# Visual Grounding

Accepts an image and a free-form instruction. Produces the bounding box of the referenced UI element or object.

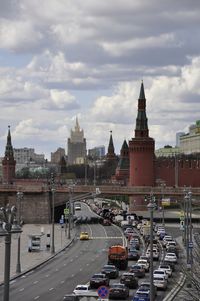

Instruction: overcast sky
[0,0,200,159]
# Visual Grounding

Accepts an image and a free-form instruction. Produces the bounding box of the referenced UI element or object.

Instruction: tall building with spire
[2,126,16,184]
[67,117,86,165]
[106,131,117,160]
[129,82,155,186]
[115,140,129,183]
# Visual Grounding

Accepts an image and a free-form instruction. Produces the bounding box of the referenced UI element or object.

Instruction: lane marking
[49,288,54,291]
[33,281,38,284]
[19,288,24,292]
[60,280,65,284]
[34,296,40,300]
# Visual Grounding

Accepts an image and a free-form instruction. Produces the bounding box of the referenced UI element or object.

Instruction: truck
[108,245,128,270]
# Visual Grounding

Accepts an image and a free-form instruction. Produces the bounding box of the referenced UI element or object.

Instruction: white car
[137,259,150,272]
[166,241,177,249]
[163,236,173,246]
[73,285,90,295]
[146,248,159,260]
[153,269,168,280]
[164,253,177,263]
[153,276,167,290]
[158,264,172,277]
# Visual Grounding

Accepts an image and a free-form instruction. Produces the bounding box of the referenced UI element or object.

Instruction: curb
[0,228,78,287]
[162,272,186,301]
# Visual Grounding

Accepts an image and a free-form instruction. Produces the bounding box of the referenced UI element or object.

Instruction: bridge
[0,183,200,197]
[0,183,199,223]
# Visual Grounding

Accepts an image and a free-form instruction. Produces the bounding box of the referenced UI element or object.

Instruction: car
[153,269,168,281]
[166,241,177,251]
[137,259,150,272]
[109,283,129,299]
[139,282,157,297]
[133,289,150,301]
[129,265,145,278]
[146,248,159,261]
[128,250,140,260]
[63,294,79,301]
[158,264,172,277]
[79,232,89,240]
[163,260,175,272]
[89,273,109,288]
[162,235,173,246]
[139,255,150,263]
[153,276,168,290]
[101,264,119,279]
[166,246,179,257]
[120,272,138,289]
[164,252,177,263]
[75,203,81,210]
[73,285,90,295]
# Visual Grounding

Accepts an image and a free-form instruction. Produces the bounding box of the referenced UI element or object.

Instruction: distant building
[67,117,87,165]
[88,145,105,159]
[13,147,45,171]
[51,147,65,164]
[179,120,200,154]
[176,132,185,147]
[155,145,180,157]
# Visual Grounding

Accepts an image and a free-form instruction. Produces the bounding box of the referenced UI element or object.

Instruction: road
[0,202,184,301]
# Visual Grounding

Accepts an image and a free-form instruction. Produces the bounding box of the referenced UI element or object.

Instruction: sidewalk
[0,223,76,283]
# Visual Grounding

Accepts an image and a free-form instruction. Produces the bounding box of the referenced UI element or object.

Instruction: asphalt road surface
[0,202,184,301]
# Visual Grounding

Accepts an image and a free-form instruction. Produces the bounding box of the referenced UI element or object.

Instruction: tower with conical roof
[106,131,116,160]
[2,126,16,184]
[129,82,155,186]
[115,140,129,183]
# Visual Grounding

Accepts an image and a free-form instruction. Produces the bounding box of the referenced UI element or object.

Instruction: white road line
[49,288,54,291]
[10,280,16,285]
[71,274,75,277]
[87,224,93,238]
[45,274,49,277]
[34,296,40,300]
[19,288,24,292]
[55,268,59,271]
[60,280,65,284]
[33,281,38,284]
[100,224,108,239]
[80,268,83,271]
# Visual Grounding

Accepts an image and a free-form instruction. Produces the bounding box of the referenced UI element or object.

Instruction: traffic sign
[189,242,193,248]
[97,286,109,298]
[64,208,69,215]
[59,219,64,224]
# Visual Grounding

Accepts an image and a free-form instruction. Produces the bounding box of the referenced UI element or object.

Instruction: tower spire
[135,81,149,138]
[5,125,14,158]
[106,130,116,160]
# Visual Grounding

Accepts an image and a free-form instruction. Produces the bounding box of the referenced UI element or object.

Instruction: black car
[129,265,145,278]
[109,283,129,299]
[90,273,109,288]
[101,265,119,279]
[128,250,140,260]
[120,272,138,289]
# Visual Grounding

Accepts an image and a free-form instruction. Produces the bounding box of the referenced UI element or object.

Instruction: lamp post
[147,194,155,301]
[50,173,56,254]
[161,183,166,227]
[16,191,23,273]
[0,205,22,301]
[184,190,193,267]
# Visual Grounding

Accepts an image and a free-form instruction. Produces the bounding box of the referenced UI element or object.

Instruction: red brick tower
[2,126,16,184]
[129,82,155,186]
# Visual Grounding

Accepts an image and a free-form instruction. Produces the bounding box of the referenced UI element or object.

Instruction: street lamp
[0,205,22,301]
[184,190,193,268]
[68,185,75,239]
[161,183,166,227]
[50,173,56,254]
[147,193,156,301]
[16,191,23,274]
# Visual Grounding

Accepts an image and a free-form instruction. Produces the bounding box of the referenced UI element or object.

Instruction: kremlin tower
[2,126,16,184]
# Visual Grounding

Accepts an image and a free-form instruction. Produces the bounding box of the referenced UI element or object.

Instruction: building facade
[88,145,105,159]
[13,147,45,171]
[51,147,65,164]
[67,117,86,165]
[179,120,200,154]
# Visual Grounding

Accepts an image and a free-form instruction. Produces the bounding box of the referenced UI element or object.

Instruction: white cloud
[0,0,200,157]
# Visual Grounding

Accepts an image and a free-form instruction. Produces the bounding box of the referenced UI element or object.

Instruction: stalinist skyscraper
[67,117,87,165]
